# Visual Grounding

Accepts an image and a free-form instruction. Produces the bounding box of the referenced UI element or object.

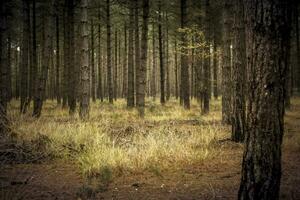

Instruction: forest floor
[0,98,299,200]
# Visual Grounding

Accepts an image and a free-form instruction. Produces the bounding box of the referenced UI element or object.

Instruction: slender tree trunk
[165,11,170,101]
[231,0,246,142]
[67,0,76,115]
[222,0,233,123]
[174,38,179,99]
[114,29,118,100]
[134,0,140,106]
[62,6,68,108]
[136,0,149,117]
[97,15,103,102]
[127,0,135,107]
[122,23,127,98]
[56,15,61,105]
[0,1,9,135]
[79,0,90,119]
[33,0,53,118]
[151,22,157,99]
[296,4,300,93]
[90,19,96,102]
[20,0,30,114]
[158,0,165,105]
[238,0,292,199]
[213,37,218,99]
[107,0,113,104]
[180,0,190,109]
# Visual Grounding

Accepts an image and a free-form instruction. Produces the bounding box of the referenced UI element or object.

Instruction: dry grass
[7,98,230,180]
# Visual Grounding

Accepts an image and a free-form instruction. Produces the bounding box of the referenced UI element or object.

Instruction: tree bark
[91,19,96,102]
[180,0,190,109]
[134,0,140,106]
[231,0,246,142]
[238,0,292,199]
[158,0,165,105]
[20,0,30,114]
[97,13,103,102]
[56,14,61,105]
[127,0,135,107]
[79,0,90,119]
[33,0,53,118]
[136,0,149,117]
[107,0,113,104]
[222,0,233,124]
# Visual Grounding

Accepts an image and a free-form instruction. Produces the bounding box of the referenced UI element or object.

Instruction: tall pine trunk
[238,0,292,199]
[33,0,53,117]
[180,0,190,109]
[231,0,246,142]
[136,0,149,117]
[107,0,113,104]
[158,0,165,105]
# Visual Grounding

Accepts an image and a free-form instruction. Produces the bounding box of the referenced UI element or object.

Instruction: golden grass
[7,98,230,179]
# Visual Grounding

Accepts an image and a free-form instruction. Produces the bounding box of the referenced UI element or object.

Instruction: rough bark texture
[67,0,76,115]
[20,0,30,114]
[151,22,157,99]
[134,0,140,106]
[56,14,61,105]
[0,1,8,135]
[33,1,53,118]
[180,0,190,109]
[91,19,96,102]
[127,0,135,108]
[107,0,113,104]
[158,0,165,105]
[97,18,103,102]
[238,0,292,199]
[202,0,210,113]
[122,23,127,98]
[231,0,246,142]
[79,0,90,119]
[222,0,233,124]
[136,0,149,117]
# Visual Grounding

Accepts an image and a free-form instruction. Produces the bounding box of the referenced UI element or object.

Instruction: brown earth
[1,103,299,200]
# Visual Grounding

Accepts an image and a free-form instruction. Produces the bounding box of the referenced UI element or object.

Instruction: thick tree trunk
[33,1,53,118]
[222,0,233,124]
[238,0,292,199]
[107,0,113,104]
[20,0,30,114]
[231,0,246,142]
[127,0,135,107]
[136,0,149,117]
[158,0,165,105]
[180,0,190,109]
[79,0,90,119]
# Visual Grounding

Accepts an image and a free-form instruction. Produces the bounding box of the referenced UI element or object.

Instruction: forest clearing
[1,0,300,199]
[0,98,300,199]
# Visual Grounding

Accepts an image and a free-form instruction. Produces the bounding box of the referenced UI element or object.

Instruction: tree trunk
[122,23,127,98]
[158,0,165,105]
[151,22,157,99]
[33,1,53,118]
[114,29,118,100]
[62,6,68,108]
[136,0,149,117]
[107,0,113,104]
[55,14,61,105]
[91,19,96,102]
[67,0,76,115]
[231,0,246,142]
[238,0,292,199]
[134,0,140,106]
[180,0,190,109]
[174,38,178,99]
[222,0,233,124]
[212,37,218,99]
[127,0,135,108]
[79,0,90,119]
[20,0,30,114]
[97,14,103,102]
[0,1,8,135]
